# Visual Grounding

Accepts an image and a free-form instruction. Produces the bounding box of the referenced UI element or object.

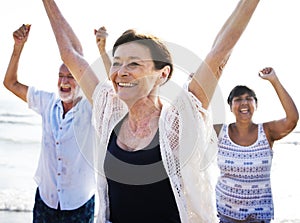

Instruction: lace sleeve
[160,88,218,222]
[91,82,127,144]
[92,82,128,223]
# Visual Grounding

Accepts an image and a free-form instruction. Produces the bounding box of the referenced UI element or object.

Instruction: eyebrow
[113,56,146,61]
[235,95,253,98]
[59,72,72,75]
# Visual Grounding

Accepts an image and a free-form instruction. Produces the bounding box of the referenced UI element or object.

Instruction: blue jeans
[33,188,95,223]
[218,213,271,223]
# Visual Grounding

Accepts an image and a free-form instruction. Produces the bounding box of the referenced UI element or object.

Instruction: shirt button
[57,189,61,192]
[56,142,59,145]
[58,173,61,176]
[58,158,61,161]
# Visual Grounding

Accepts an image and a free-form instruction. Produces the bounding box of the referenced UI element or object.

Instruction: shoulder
[80,97,92,109]
[93,81,114,95]
[27,86,56,104]
[261,122,272,141]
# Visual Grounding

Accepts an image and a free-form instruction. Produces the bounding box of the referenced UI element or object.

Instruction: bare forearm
[190,0,260,109]
[271,78,299,124]
[212,0,260,51]
[42,0,82,60]
[100,52,111,79]
[4,45,23,86]
[3,45,28,102]
[42,0,99,103]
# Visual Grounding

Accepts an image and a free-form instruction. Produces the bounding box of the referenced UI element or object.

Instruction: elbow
[3,78,13,92]
[3,79,7,89]
[206,49,231,79]
[3,79,17,93]
[291,108,299,129]
[60,47,72,62]
[286,115,299,133]
[293,114,299,129]
[60,48,77,67]
[295,111,300,124]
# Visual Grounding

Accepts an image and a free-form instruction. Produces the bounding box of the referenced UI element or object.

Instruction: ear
[157,65,171,86]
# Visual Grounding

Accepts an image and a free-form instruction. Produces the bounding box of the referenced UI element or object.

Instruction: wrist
[13,43,24,51]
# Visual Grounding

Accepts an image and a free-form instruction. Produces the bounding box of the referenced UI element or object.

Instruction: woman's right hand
[13,24,31,46]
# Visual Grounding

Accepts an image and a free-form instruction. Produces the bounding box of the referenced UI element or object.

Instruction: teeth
[60,84,71,92]
[118,82,136,87]
[61,84,71,88]
[240,108,248,113]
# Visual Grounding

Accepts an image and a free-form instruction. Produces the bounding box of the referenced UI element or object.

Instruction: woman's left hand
[258,67,277,81]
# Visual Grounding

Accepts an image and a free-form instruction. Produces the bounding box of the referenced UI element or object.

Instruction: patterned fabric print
[216,124,274,220]
[33,188,95,223]
[218,213,271,223]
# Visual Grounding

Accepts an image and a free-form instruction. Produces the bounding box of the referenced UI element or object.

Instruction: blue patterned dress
[216,123,274,220]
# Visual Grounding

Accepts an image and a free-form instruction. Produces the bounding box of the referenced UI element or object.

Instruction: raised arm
[260,67,299,146]
[189,0,260,109]
[94,26,112,79]
[42,0,99,103]
[3,24,31,102]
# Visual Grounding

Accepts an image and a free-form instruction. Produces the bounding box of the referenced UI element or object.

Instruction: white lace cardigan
[91,82,218,223]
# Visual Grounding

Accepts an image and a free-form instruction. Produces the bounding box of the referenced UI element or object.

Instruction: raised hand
[13,24,31,46]
[94,26,108,53]
[259,67,277,81]
[94,26,111,78]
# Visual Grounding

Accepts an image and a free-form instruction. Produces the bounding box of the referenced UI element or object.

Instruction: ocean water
[0,97,300,223]
[0,97,40,222]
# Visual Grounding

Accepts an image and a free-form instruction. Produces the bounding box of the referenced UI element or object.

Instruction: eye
[233,98,242,102]
[232,97,254,103]
[59,75,74,79]
[127,62,140,68]
[112,62,122,67]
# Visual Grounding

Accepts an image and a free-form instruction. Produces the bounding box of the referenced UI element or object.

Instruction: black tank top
[104,120,181,223]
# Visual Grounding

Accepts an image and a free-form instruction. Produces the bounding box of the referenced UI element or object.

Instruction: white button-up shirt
[27,87,96,210]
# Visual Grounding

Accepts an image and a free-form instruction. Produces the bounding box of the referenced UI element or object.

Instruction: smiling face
[57,64,80,103]
[110,42,166,106]
[230,93,257,121]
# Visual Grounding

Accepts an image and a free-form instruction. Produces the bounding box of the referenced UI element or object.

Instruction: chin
[59,88,80,103]
[59,93,73,103]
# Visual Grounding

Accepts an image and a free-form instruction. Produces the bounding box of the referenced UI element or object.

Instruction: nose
[60,76,70,83]
[241,99,248,104]
[117,64,130,77]
[240,99,251,106]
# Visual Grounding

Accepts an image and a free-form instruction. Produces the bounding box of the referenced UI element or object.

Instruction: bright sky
[1,0,299,124]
